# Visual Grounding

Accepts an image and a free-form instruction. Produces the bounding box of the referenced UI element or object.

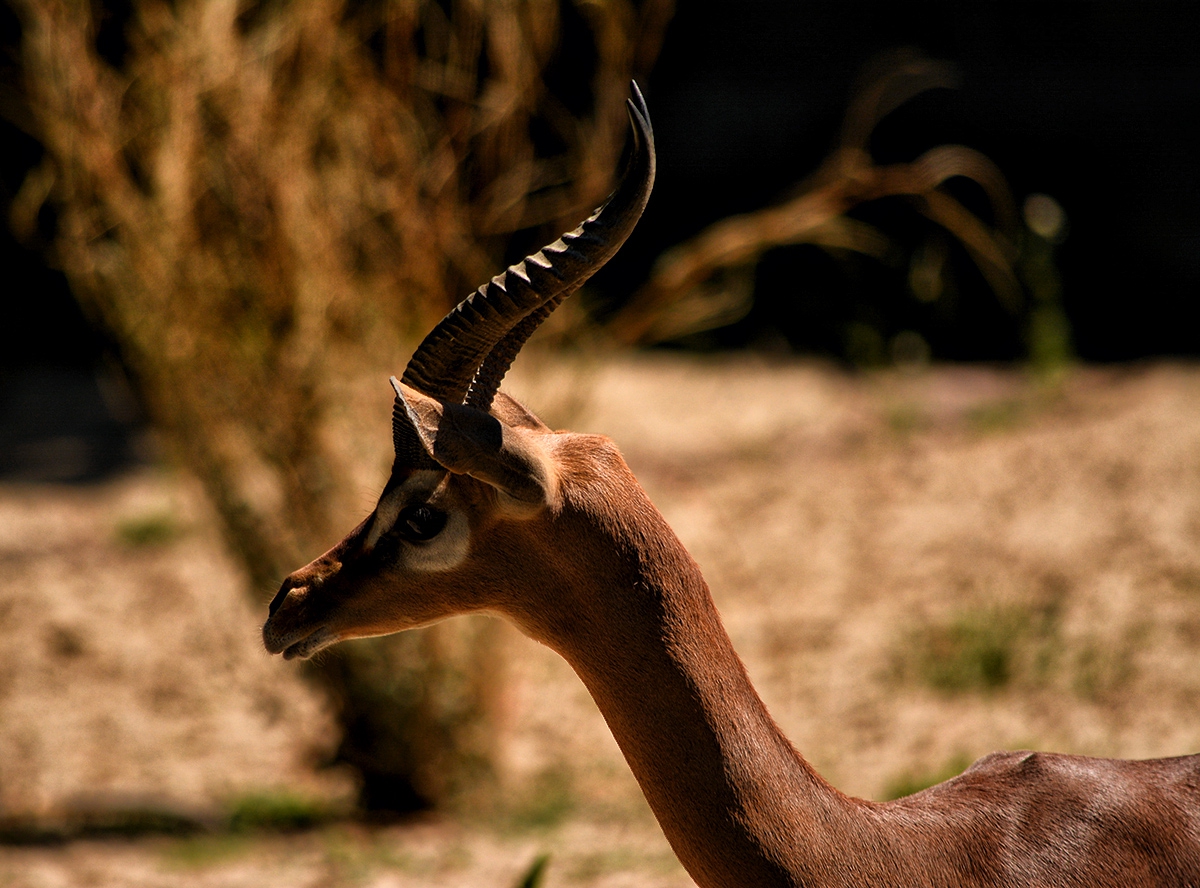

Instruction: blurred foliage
[965,398,1028,434]
[896,602,1061,695]
[9,0,673,812]
[504,765,576,831]
[513,852,552,888]
[609,51,1072,373]
[1018,193,1073,377]
[225,790,337,833]
[115,510,181,546]
[893,581,1147,708]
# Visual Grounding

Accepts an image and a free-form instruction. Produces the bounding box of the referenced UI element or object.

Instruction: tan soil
[3,354,1200,886]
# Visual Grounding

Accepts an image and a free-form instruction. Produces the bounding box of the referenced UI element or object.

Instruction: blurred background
[2,2,1199,886]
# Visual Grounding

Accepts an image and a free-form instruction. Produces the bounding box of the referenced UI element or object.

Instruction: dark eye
[396,505,448,542]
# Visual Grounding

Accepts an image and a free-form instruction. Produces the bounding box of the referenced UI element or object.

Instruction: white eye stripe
[405,509,470,572]
[363,471,469,572]
[366,486,406,550]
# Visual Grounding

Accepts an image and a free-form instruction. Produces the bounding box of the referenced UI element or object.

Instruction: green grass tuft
[225,792,334,833]
[116,512,181,547]
[965,399,1027,434]
[506,768,575,831]
[513,853,552,888]
[898,603,1060,694]
[163,835,253,868]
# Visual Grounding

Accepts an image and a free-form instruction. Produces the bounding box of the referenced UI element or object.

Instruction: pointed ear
[391,376,437,465]
[391,378,558,511]
[491,391,552,433]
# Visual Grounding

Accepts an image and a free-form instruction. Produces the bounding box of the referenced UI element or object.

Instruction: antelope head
[262,85,655,660]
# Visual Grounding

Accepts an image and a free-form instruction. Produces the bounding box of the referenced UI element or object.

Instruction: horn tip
[625,82,653,141]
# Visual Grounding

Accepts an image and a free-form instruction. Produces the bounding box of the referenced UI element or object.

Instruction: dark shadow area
[1,9,144,484]
[594,1,1200,362]
[0,366,145,484]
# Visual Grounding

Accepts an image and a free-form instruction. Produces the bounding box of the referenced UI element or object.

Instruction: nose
[268,558,337,619]
[268,575,298,618]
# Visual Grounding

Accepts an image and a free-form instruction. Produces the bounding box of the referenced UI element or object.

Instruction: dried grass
[10,0,673,810]
[608,51,1021,348]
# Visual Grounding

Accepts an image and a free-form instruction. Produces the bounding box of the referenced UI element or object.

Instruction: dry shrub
[10,0,672,811]
[608,51,1022,350]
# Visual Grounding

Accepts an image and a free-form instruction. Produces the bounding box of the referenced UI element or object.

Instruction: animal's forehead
[381,467,447,501]
[384,465,446,492]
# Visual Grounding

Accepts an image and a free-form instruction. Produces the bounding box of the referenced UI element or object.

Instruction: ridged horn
[464,294,563,411]
[464,87,655,411]
[399,82,656,410]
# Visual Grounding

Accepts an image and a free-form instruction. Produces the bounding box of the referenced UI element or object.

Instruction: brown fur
[264,394,1200,888]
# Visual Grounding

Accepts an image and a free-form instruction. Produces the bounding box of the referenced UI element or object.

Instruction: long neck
[522,490,865,888]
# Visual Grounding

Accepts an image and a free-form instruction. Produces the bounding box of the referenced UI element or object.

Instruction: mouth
[263,623,337,660]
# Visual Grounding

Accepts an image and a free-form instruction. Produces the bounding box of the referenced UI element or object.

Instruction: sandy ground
[3,354,1200,886]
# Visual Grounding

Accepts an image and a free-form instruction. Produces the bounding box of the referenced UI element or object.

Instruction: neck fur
[518,477,860,888]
